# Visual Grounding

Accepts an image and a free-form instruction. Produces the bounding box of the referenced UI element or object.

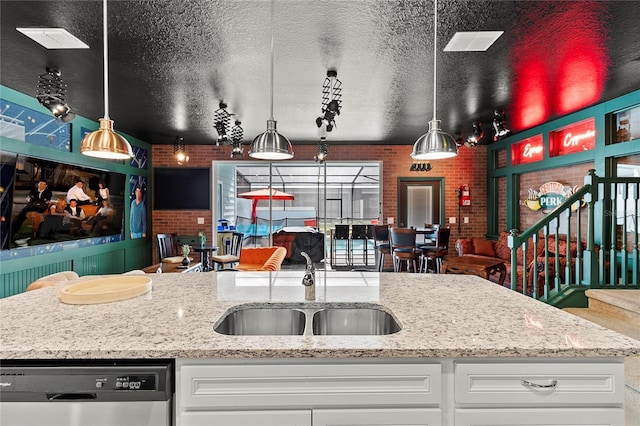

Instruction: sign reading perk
[549,117,596,157]
[523,181,582,214]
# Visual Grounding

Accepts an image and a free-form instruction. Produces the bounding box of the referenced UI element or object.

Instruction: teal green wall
[0,85,152,297]
[486,89,640,239]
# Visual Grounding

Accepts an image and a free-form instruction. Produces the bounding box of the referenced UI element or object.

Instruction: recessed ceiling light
[444,31,503,52]
[16,28,89,49]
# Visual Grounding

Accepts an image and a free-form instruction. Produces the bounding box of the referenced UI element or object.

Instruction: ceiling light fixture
[249,0,293,160]
[174,136,189,165]
[214,102,231,145]
[466,121,484,147]
[492,109,512,141]
[36,67,75,123]
[79,0,134,160]
[411,0,458,161]
[230,120,244,158]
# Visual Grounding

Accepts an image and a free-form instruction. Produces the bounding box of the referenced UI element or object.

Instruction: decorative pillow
[162,256,190,263]
[472,238,495,257]
[494,232,512,261]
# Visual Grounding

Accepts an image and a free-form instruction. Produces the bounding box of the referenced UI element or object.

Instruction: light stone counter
[1,271,638,359]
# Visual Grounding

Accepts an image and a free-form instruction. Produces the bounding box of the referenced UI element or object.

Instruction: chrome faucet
[300,251,315,301]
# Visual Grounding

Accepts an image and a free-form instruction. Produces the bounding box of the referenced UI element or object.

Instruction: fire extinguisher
[458,185,471,206]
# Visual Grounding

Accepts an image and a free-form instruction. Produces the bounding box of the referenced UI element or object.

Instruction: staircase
[564,290,640,425]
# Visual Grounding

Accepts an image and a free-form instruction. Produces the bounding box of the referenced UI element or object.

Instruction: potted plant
[197,230,207,247]
[181,244,191,267]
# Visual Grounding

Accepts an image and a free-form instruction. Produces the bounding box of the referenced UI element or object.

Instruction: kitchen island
[1,271,638,425]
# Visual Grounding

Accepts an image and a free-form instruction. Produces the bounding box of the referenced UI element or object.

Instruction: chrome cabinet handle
[521,379,558,389]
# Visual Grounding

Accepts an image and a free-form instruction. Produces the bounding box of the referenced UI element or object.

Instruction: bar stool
[372,225,390,272]
[419,227,451,273]
[350,224,369,265]
[389,227,419,272]
[332,224,351,266]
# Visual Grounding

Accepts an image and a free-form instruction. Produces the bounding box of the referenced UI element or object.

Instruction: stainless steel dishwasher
[0,359,173,426]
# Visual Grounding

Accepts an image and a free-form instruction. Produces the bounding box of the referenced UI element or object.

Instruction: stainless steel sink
[214,307,306,335]
[214,304,402,336]
[312,308,401,335]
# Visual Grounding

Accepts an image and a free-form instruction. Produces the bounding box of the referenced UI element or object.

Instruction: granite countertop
[1,271,639,360]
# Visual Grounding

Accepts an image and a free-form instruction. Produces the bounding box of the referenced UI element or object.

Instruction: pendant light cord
[103,0,109,119]
[269,0,275,121]
[432,0,437,121]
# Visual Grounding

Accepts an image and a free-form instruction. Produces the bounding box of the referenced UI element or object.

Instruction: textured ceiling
[2,0,639,148]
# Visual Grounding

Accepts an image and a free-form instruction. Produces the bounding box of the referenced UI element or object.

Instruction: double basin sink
[214,303,402,336]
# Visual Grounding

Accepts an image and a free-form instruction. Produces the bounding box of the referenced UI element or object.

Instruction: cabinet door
[455,408,624,426]
[179,409,311,426]
[313,408,441,426]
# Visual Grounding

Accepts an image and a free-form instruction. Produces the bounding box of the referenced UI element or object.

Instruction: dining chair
[211,231,244,270]
[372,225,391,272]
[418,223,440,248]
[389,227,419,272]
[156,233,178,262]
[420,226,451,273]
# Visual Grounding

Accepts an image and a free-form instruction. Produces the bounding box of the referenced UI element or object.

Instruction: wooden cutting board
[59,276,152,305]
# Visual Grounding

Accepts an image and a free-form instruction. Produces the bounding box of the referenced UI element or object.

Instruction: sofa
[235,247,287,271]
[455,231,585,296]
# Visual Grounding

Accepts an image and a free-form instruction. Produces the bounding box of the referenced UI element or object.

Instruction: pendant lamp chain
[269,0,274,121]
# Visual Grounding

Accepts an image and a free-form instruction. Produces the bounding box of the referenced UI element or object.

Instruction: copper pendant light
[80,0,133,160]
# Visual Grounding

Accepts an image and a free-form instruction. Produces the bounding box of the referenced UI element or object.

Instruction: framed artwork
[0,98,71,151]
[129,175,147,239]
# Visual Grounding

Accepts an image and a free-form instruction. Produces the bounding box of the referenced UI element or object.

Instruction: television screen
[153,167,210,210]
[1,152,126,250]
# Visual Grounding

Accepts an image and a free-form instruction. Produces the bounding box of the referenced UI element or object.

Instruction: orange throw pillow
[472,238,495,257]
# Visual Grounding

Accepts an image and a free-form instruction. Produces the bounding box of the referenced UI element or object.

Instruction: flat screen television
[1,152,126,251]
[153,167,210,210]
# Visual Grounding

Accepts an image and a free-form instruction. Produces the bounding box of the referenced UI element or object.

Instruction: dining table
[191,245,218,271]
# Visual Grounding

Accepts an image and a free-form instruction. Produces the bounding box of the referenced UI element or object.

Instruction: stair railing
[507,170,639,303]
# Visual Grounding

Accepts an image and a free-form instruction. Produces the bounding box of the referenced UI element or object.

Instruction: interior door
[398,178,442,228]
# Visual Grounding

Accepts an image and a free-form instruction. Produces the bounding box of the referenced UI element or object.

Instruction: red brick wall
[519,162,595,235]
[150,143,489,253]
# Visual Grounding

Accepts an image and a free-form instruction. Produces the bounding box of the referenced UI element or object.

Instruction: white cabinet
[176,360,442,426]
[176,359,625,426]
[314,408,441,425]
[454,361,625,426]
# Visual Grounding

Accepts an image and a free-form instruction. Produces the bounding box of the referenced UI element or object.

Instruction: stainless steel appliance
[0,359,173,426]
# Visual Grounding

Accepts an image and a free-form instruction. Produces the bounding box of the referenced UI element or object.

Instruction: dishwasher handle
[47,393,98,401]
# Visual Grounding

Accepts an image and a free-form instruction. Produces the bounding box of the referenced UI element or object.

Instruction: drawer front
[179,363,441,410]
[455,362,624,405]
[180,409,311,426]
[455,408,624,425]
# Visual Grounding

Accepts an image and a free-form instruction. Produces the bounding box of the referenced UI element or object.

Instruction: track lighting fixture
[214,102,231,146]
[409,162,432,172]
[174,136,189,165]
[314,138,328,163]
[36,67,75,123]
[230,120,244,158]
[466,122,484,147]
[493,109,512,141]
[454,131,464,148]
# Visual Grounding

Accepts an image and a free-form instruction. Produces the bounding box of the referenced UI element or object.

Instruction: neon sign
[511,134,543,165]
[550,117,595,157]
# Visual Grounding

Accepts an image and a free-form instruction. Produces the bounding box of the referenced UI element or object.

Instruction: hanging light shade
[250,119,293,160]
[411,0,457,161]
[80,0,133,160]
[249,0,293,160]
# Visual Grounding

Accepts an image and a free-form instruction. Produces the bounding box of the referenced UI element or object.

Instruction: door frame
[397,177,445,228]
